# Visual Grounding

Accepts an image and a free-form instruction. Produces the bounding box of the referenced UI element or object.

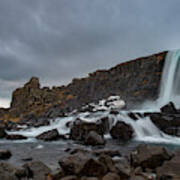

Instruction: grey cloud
[0,0,180,102]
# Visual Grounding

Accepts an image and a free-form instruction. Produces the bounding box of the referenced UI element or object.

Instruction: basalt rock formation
[0,51,167,123]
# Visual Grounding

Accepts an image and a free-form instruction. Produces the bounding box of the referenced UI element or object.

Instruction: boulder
[113,159,131,179]
[60,176,77,180]
[6,134,27,140]
[70,119,105,141]
[131,144,172,170]
[156,152,180,179]
[59,151,106,177]
[110,121,134,141]
[0,150,12,160]
[36,129,60,141]
[102,173,120,180]
[85,131,105,146]
[0,162,18,180]
[150,113,180,136]
[93,149,121,158]
[0,127,7,138]
[160,102,177,114]
[128,112,138,120]
[48,168,64,180]
[97,117,110,133]
[23,161,51,180]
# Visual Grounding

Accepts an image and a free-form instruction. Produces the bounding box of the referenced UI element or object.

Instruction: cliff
[0,51,167,122]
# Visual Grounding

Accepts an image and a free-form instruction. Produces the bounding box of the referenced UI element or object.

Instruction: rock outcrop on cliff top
[0,51,167,122]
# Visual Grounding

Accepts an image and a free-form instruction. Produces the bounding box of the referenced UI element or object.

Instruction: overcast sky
[0,0,180,107]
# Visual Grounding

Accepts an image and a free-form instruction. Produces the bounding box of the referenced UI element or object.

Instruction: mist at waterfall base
[5,49,180,148]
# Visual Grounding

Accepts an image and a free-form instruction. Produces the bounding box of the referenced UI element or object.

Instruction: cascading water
[158,49,180,108]
[8,49,180,145]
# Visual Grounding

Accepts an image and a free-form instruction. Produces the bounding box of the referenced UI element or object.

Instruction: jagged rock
[150,113,180,136]
[23,161,51,180]
[36,129,61,141]
[160,101,177,114]
[60,176,77,180]
[128,112,138,120]
[110,121,134,141]
[98,154,116,172]
[0,162,18,180]
[113,158,131,179]
[59,151,106,176]
[97,116,110,133]
[0,150,12,160]
[6,134,27,140]
[156,152,180,179]
[102,173,120,180]
[131,144,172,170]
[48,168,65,180]
[0,127,7,138]
[70,119,105,141]
[14,168,27,179]
[93,149,121,157]
[85,131,105,146]
[81,177,99,180]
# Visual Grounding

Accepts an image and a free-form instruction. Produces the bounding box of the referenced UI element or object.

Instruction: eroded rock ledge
[0,51,167,123]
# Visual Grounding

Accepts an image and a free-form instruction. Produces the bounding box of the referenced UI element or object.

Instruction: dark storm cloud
[0,0,180,102]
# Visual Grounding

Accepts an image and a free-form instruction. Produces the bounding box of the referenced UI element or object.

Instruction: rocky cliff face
[0,51,167,122]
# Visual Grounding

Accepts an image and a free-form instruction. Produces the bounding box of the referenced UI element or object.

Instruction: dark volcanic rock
[23,161,51,180]
[110,121,134,141]
[0,150,12,160]
[6,134,27,140]
[0,162,18,180]
[36,129,61,141]
[70,119,105,141]
[0,127,7,138]
[150,113,180,136]
[160,101,177,114]
[59,151,106,177]
[85,131,105,146]
[102,172,120,180]
[131,144,172,170]
[156,152,180,179]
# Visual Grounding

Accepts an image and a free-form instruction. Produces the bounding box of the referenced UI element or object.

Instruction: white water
[8,49,180,145]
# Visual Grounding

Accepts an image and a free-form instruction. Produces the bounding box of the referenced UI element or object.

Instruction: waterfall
[8,49,180,145]
[158,49,180,108]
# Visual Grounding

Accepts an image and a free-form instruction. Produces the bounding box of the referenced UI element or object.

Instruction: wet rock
[156,152,180,179]
[93,149,121,158]
[36,129,61,141]
[113,159,131,179]
[70,119,105,141]
[59,151,106,177]
[0,127,7,138]
[23,161,51,180]
[6,134,27,140]
[81,177,99,180]
[85,131,105,146]
[160,102,177,114]
[110,121,134,141]
[102,172,120,180]
[131,144,172,170]
[98,154,116,173]
[60,176,77,180]
[14,168,27,179]
[0,150,12,160]
[48,168,64,180]
[128,112,138,120]
[97,116,110,133]
[150,113,180,136]
[0,162,18,180]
